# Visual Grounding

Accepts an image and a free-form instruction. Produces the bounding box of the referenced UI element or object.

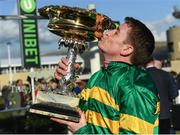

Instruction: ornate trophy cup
[29,5,118,122]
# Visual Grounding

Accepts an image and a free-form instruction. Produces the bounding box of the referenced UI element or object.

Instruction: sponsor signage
[18,0,41,68]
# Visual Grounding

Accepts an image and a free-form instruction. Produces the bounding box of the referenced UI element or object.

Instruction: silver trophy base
[29,91,80,122]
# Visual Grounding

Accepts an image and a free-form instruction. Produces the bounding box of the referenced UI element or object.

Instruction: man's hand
[54,57,80,80]
[50,110,87,133]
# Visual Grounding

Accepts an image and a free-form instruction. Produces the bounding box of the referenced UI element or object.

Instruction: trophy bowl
[29,5,118,122]
[38,5,117,41]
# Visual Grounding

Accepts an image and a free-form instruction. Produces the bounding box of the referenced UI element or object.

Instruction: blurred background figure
[73,80,87,95]
[145,58,179,134]
[34,81,41,99]
[49,78,58,93]
[1,85,10,109]
[23,83,31,106]
[170,71,180,107]
[16,79,25,107]
[176,73,180,90]
[40,79,48,92]
[170,71,178,81]
[153,60,162,69]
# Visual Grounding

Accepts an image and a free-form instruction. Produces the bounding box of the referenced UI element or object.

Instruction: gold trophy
[29,5,118,122]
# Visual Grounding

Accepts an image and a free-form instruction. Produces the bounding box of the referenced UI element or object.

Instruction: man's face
[98,23,131,57]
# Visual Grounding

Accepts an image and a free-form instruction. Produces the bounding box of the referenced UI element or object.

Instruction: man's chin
[98,45,104,53]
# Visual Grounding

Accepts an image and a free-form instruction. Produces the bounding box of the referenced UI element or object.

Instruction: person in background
[176,73,180,89]
[146,58,179,134]
[153,59,162,69]
[49,78,58,93]
[16,79,25,107]
[73,80,87,95]
[1,85,10,109]
[37,78,48,92]
[53,17,159,134]
[34,81,41,98]
[170,71,178,81]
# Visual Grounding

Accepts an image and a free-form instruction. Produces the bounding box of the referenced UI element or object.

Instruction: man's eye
[103,30,109,34]
[114,31,118,35]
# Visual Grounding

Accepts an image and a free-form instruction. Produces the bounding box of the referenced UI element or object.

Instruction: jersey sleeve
[119,84,159,134]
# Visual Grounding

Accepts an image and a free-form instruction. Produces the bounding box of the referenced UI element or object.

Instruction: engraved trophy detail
[29,5,118,122]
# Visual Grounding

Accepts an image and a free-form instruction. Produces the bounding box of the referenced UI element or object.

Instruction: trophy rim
[39,5,98,18]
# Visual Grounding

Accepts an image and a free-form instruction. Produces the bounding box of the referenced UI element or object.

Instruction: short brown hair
[124,17,155,66]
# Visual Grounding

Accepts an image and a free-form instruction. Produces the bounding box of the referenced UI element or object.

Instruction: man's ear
[120,44,134,56]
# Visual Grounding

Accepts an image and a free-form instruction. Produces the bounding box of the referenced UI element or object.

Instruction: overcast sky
[0,0,180,59]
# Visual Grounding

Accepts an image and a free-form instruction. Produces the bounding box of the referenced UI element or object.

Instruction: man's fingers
[54,72,61,80]
[78,109,83,115]
[58,61,68,71]
[54,57,68,80]
[55,57,80,81]
[56,68,67,76]
[74,63,80,70]
[78,110,86,122]
[54,67,67,80]
[61,57,68,66]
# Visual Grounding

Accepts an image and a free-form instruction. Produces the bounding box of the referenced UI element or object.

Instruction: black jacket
[146,67,179,119]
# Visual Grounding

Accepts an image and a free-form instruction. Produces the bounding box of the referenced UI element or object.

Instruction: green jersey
[75,62,159,134]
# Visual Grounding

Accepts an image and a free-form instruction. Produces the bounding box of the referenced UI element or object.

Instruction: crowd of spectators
[0,76,87,110]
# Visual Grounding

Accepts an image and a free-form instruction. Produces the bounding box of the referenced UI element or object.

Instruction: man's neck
[104,56,132,67]
[104,60,110,68]
[103,60,132,69]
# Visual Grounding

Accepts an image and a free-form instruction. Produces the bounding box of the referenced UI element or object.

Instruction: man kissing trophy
[29,4,118,122]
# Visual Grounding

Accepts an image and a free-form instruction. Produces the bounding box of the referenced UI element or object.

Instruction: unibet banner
[18,0,41,68]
